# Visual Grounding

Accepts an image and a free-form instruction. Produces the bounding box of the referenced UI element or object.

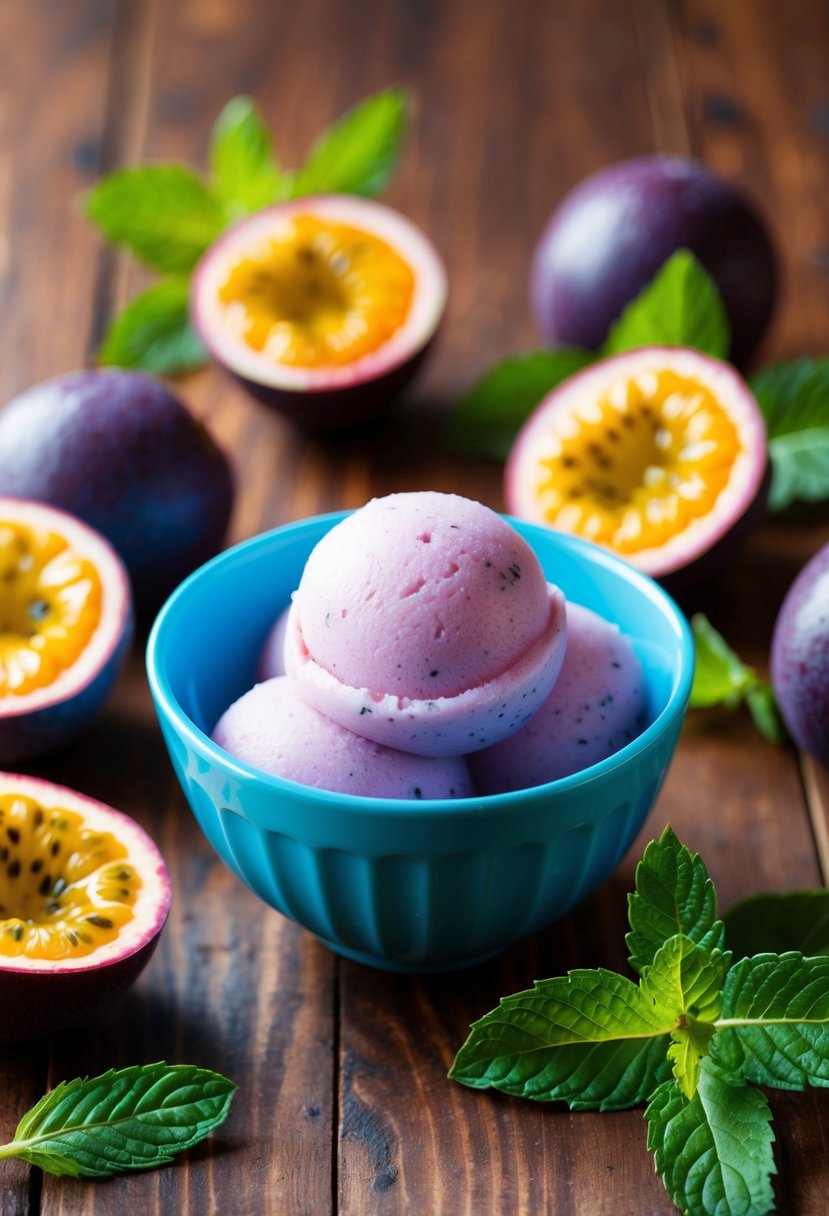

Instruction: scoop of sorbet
[283,492,567,756]
[468,602,646,793]
[213,676,473,800]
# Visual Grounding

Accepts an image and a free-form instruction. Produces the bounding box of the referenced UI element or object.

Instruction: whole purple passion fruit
[0,772,171,1041]
[505,346,768,583]
[191,194,447,432]
[0,370,235,614]
[0,497,132,764]
[531,155,777,366]
[771,541,829,765]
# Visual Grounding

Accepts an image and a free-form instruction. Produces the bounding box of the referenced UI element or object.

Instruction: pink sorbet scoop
[213,676,473,800]
[283,492,567,756]
[468,602,646,793]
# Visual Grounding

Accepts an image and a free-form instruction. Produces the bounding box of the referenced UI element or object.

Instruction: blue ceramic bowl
[146,513,693,973]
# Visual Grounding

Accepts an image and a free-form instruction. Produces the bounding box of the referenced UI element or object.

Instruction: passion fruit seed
[0,794,140,961]
[0,522,102,696]
[528,368,739,554]
[218,214,416,368]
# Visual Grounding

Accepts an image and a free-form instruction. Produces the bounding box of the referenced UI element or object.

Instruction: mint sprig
[450,826,829,1216]
[689,613,785,745]
[750,358,829,512]
[87,88,410,374]
[0,1062,235,1178]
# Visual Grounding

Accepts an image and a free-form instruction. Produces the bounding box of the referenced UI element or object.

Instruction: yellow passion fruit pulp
[192,195,447,431]
[0,520,102,698]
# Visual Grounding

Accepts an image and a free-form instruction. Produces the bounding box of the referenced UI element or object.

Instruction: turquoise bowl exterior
[146,513,693,973]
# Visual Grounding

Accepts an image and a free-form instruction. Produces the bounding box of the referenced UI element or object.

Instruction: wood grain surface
[1,1,828,1213]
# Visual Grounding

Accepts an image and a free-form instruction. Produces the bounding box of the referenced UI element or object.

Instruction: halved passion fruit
[505,347,768,582]
[192,194,447,431]
[0,498,132,763]
[0,773,171,1041]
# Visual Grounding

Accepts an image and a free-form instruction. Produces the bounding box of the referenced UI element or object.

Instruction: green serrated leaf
[751,358,829,512]
[646,1062,776,1216]
[690,614,785,744]
[288,86,409,200]
[602,250,731,359]
[86,165,226,273]
[767,429,829,512]
[640,935,727,1099]
[712,952,829,1091]
[0,1063,235,1178]
[97,278,207,375]
[641,935,726,1024]
[668,1021,718,1102]
[449,967,672,1111]
[209,95,282,219]
[627,826,726,976]
[724,890,829,961]
[444,347,594,460]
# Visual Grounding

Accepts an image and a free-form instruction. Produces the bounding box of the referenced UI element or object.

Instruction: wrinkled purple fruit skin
[531,156,778,367]
[771,541,829,765]
[0,371,235,615]
[0,933,161,1042]
[229,340,434,435]
[0,613,133,765]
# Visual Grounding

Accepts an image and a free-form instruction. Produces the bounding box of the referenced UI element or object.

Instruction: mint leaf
[641,935,726,1098]
[724,890,829,961]
[288,87,409,199]
[690,614,786,744]
[602,250,731,359]
[646,1062,776,1216]
[0,1063,235,1178]
[750,358,829,511]
[86,166,226,274]
[444,348,593,459]
[97,277,207,374]
[449,968,672,1111]
[627,826,726,976]
[209,95,282,219]
[712,952,829,1090]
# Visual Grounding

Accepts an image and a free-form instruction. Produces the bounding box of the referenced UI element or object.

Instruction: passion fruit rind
[0,498,133,764]
[505,346,768,584]
[191,194,447,433]
[0,772,171,1042]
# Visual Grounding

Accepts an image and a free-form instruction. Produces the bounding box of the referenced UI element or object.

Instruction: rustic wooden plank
[669,0,829,364]
[0,3,123,1214]
[0,0,119,405]
[32,3,340,1214]
[631,0,693,155]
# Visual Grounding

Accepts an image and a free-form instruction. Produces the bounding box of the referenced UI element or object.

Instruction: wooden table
[2,1,829,1212]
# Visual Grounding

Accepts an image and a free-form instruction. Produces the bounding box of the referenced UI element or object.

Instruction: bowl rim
[146,511,694,819]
